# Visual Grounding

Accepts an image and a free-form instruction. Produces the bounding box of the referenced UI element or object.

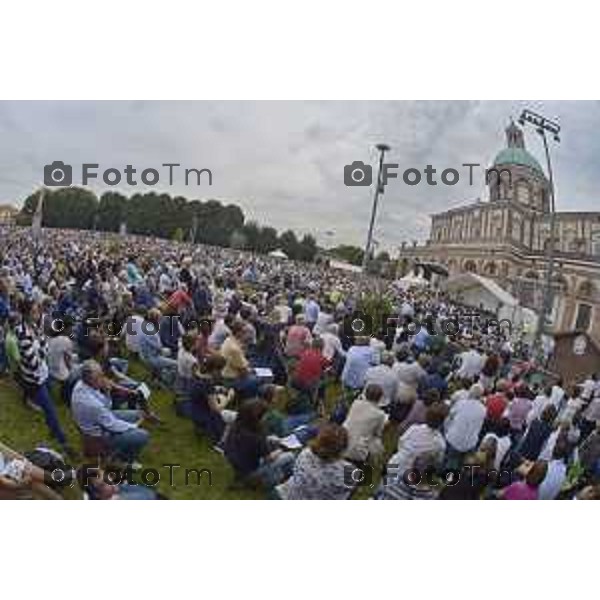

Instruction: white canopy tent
[395,272,429,290]
[328,259,363,274]
[268,249,288,259]
[442,272,531,331]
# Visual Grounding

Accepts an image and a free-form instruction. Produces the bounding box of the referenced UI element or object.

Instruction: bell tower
[506,119,525,149]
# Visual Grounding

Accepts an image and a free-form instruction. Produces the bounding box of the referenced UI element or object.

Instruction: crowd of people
[1,225,600,500]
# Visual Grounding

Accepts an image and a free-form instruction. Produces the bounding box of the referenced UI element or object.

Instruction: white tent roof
[443,272,518,307]
[396,272,429,288]
[268,249,288,259]
[329,259,363,273]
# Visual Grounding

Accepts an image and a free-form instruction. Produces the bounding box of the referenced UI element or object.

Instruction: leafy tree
[330,244,364,266]
[97,191,127,232]
[296,234,318,262]
[278,229,299,259]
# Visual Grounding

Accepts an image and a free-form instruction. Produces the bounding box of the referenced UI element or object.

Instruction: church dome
[493,146,544,175]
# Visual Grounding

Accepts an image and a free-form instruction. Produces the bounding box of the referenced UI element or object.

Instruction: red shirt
[293,349,328,387]
[486,393,508,422]
[168,289,192,312]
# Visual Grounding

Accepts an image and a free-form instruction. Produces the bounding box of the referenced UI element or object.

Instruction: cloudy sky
[0,100,598,250]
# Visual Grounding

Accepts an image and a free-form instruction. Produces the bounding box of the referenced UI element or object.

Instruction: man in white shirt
[580,374,598,401]
[320,323,345,362]
[364,352,397,407]
[444,384,486,456]
[47,333,74,383]
[538,444,568,500]
[386,403,448,480]
[456,346,485,380]
[343,384,388,463]
[528,387,553,425]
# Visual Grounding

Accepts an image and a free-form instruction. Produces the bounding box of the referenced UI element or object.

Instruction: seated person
[342,384,388,465]
[78,466,158,500]
[0,441,61,500]
[178,354,236,444]
[176,331,200,398]
[276,423,353,500]
[224,399,295,488]
[284,314,313,359]
[159,304,184,354]
[221,320,260,399]
[289,338,329,409]
[71,360,149,464]
[139,307,178,386]
[82,329,158,422]
[374,451,440,500]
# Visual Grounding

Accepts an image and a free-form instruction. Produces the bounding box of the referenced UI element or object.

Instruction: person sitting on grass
[276,423,353,500]
[289,338,329,412]
[224,398,295,488]
[500,460,548,500]
[77,466,158,500]
[139,307,178,386]
[0,441,61,500]
[374,451,441,500]
[184,354,236,445]
[342,383,388,466]
[176,331,200,399]
[221,319,260,400]
[71,360,149,466]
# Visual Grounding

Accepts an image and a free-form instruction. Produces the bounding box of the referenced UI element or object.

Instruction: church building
[400,121,600,345]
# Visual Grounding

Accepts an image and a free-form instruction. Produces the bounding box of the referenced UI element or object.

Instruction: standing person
[15,299,71,454]
[47,323,75,399]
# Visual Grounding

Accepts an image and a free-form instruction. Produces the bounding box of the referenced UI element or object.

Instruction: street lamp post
[362,143,390,271]
[518,109,560,360]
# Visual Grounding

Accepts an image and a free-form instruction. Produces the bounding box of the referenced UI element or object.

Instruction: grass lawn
[0,362,262,499]
[0,362,397,499]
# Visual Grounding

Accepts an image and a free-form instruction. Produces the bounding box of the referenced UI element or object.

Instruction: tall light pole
[518,109,560,360]
[362,143,390,271]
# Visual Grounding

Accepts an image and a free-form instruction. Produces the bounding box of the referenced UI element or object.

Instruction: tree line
[17,187,318,262]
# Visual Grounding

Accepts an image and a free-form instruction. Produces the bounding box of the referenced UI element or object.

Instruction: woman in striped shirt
[15,298,70,453]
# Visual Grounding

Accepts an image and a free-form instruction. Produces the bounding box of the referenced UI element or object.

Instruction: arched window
[484,261,497,276]
[464,260,477,273]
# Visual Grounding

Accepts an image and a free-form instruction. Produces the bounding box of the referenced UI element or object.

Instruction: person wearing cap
[71,360,149,464]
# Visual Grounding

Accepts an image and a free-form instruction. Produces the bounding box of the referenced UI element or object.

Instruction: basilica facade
[400,121,600,344]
